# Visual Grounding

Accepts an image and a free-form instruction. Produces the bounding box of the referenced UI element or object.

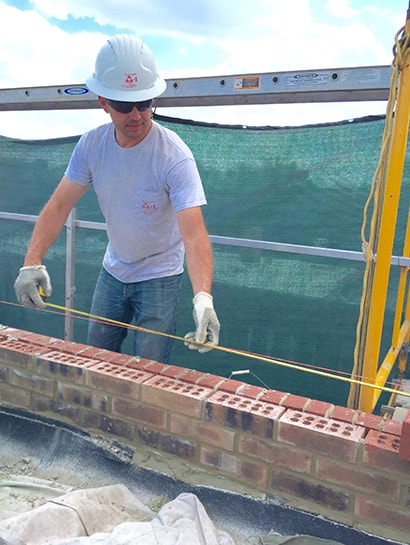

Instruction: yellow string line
[44,300,410,400]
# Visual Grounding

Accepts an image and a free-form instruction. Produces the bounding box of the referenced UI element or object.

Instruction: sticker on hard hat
[64,87,89,95]
[122,73,138,88]
[234,76,260,91]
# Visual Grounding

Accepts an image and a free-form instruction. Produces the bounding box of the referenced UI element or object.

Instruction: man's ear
[98,96,109,113]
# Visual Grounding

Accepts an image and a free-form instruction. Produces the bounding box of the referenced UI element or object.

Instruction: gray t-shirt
[65,121,207,282]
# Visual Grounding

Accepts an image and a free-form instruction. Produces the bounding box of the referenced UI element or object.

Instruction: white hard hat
[86,34,167,101]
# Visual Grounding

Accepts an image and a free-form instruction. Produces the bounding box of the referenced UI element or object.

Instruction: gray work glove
[184,292,220,353]
[14,265,52,309]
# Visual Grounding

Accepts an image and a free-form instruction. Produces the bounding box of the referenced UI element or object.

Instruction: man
[14,34,220,363]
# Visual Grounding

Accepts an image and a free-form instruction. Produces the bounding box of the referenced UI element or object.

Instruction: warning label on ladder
[234,76,261,91]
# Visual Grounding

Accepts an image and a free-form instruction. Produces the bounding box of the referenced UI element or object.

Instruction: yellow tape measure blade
[38,286,48,300]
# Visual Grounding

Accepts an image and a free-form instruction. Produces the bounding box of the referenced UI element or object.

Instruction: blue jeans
[87,267,182,363]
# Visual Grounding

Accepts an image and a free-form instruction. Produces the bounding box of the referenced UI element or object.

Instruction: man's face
[98,96,153,147]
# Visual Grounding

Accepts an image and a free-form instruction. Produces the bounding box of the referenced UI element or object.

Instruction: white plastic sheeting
[0,485,235,545]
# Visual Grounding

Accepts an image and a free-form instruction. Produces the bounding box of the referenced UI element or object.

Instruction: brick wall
[0,325,409,543]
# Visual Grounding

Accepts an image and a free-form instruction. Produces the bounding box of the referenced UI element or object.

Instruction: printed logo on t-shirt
[141,201,157,215]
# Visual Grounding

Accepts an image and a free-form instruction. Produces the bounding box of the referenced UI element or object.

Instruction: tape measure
[38,286,48,299]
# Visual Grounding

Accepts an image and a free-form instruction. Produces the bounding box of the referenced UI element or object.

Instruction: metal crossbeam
[0,65,393,111]
[2,211,410,267]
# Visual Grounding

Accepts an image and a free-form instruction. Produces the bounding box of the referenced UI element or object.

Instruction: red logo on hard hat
[122,73,138,88]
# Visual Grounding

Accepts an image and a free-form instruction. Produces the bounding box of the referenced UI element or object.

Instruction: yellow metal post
[373,320,410,408]
[391,208,410,346]
[371,208,410,409]
[358,19,410,413]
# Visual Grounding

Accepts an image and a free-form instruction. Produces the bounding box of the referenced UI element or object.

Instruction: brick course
[0,326,410,543]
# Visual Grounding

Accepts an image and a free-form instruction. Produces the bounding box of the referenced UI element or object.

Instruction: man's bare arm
[24,176,89,265]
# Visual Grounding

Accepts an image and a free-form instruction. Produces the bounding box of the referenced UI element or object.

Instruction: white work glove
[14,265,52,309]
[184,292,220,353]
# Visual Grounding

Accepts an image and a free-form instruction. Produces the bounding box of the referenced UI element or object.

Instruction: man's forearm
[24,205,70,266]
[185,235,213,295]
[23,176,88,266]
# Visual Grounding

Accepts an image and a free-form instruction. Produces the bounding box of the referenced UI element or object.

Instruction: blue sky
[0,0,408,138]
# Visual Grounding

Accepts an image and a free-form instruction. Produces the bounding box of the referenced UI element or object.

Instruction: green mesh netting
[1,114,409,407]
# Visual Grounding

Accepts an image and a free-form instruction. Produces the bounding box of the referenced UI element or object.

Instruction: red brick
[0,383,30,408]
[200,446,238,474]
[278,409,364,463]
[140,375,212,417]
[381,418,402,436]
[399,410,410,462]
[239,435,312,473]
[281,394,310,411]
[0,339,50,360]
[5,329,36,340]
[138,427,196,459]
[158,365,187,379]
[239,459,268,486]
[305,400,334,417]
[259,389,288,405]
[196,374,225,390]
[0,342,37,369]
[72,346,106,359]
[270,471,350,511]
[113,398,167,429]
[355,412,383,431]
[236,384,266,400]
[39,350,96,369]
[355,496,410,537]
[215,378,245,394]
[56,341,91,355]
[36,358,86,384]
[126,357,152,370]
[87,363,151,397]
[363,430,410,473]
[9,368,55,397]
[82,411,134,440]
[95,351,136,366]
[178,370,208,385]
[31,394,79,422]
[315,456,400,501]
[330,406,358,424]
[86,349,113,361]
[58,383,108,413]
[365,429,400,454]
[170,414,235,450]
[0,339,36,355]
[0,327,14,341]
[142,361,169,374]
[24,333,63,348]
[206,392,284,438]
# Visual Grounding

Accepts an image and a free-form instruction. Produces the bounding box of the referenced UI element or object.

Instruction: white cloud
[206,16,392,77]
[29,0,71,19]
[1,109,106,139]
[28,0,277,40]
[325,0,358,18]
[0,0,405,138]
[0,4,104,88]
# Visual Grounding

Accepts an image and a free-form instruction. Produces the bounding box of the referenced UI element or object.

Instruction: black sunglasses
[106,98,153,114]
